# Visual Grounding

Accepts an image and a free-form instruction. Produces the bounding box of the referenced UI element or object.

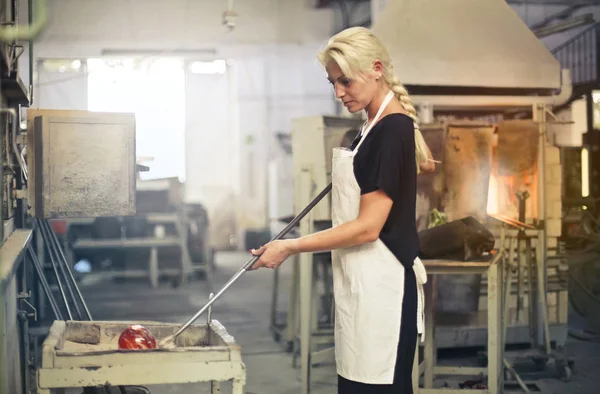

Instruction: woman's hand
[249,239,297,270]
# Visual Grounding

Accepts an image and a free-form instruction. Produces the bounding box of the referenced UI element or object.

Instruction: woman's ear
[372,60,384,79]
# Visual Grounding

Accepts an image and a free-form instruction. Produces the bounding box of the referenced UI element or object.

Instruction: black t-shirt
[349,113,419,269]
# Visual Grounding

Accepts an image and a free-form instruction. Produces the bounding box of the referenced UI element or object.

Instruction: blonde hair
[317,27,430,173]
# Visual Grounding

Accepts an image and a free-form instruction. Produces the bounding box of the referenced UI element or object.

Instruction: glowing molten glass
[118,325,157,350]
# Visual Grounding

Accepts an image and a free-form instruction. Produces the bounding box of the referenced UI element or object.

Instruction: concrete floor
[71,251,600,394]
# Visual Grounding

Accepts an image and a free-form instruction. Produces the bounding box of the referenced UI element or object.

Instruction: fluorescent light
[189,60,227,74]
[582,147,590,197]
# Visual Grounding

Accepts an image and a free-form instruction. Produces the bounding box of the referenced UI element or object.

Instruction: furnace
[416,117,569,347]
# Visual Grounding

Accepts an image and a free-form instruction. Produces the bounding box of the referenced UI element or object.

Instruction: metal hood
[371,0,562,91]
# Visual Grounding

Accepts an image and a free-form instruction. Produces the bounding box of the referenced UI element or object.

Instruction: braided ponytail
[317,26,432,174]
[387,75,430,173]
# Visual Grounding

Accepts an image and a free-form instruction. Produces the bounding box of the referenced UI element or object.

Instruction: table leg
[149,247,158,288]
[211,381,221,393]
[271,264,280,329]
[232,379,244,394]
[423,276,436,389]
[412,341,420,393]
[300,250,313,393]
[299,169,314,394]
[176,214,193,281]
[285,257,299,346]
[487,262,504,394]
[503,249,513,346]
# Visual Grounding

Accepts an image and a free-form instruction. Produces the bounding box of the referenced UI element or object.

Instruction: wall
[17,0,337,248]
[25,0,596,247]
[32,0,332,47]
[235,46,336,234]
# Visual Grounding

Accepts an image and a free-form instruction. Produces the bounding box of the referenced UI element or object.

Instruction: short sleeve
[358,125,405,198]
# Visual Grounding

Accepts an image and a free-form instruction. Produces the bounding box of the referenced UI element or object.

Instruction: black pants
[338,268,418,394]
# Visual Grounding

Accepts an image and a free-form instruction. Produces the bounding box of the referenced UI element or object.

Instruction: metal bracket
[18,293,37,322]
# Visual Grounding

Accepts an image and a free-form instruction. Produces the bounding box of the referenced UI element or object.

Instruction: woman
[251,27,435,393]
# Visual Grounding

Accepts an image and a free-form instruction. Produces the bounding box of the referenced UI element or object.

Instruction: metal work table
[65,213,194,288]
[295,251,505,394]
[413,255,503,394]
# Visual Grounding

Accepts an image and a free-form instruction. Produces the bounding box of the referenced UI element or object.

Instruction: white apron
[331,91,427,384]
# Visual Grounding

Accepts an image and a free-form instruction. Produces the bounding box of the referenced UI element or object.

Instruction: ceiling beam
[530,5,586,30]
[533,13,595,37]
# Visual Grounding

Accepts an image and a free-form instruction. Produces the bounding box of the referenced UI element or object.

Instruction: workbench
[64,213,195,288]
[36,320,246,394]
[294,250,505,394]
[413,255,504,394]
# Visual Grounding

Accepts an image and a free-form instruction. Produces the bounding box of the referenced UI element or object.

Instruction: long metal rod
[45,218,93,320]
[42,219,92,320]
[36,219,72,319]
[38,219,80,319]
[40,219,82,319]
[37,224,125,394]
[27,244,63,320]
[171,182,333,339]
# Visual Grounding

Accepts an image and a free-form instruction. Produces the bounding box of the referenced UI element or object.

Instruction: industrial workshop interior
[3,0,600,393]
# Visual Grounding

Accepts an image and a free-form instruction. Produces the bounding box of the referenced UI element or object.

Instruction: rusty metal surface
[489,120,539,220]
[416,122,495,315]
[416,123,447,230]
[488,213,536,230]
[440,123,495,222]
[497,120,539,175]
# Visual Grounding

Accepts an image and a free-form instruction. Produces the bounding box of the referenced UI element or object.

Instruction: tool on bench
[159,182,333,348]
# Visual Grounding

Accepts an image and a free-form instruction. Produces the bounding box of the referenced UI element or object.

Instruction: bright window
[87,57,186,181]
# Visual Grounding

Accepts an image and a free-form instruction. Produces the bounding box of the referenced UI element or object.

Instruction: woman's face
[325,60,380,114]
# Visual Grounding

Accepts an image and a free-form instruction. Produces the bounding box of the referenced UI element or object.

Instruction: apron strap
[352,90,395,153]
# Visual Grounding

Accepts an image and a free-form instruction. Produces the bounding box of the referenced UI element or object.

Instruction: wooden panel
[28,111,136,218]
